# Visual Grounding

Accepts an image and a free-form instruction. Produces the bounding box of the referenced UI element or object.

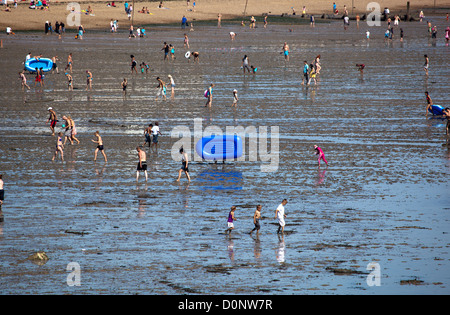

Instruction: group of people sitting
[29,0,48,9]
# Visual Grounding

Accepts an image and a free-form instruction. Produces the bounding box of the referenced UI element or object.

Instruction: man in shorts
[136,146,148,182]
[92,131,107,162]
[47,107,57,136]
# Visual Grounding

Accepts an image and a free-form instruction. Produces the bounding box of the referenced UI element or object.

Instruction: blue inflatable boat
[429,105,445,116]
[25,58,53,73]
[195,135,243,161]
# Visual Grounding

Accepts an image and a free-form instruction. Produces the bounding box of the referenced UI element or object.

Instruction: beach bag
[204,90,209,98]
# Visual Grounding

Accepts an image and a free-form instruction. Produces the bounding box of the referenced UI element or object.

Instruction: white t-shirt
[276,204,285,226]
[151,125,160,135]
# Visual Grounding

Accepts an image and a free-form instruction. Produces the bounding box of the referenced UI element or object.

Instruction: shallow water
[0,18,449,294]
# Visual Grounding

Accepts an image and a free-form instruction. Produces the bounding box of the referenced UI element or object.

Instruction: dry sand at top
[0,0,441,31]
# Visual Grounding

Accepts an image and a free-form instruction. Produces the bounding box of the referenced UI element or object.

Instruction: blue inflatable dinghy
[25,58,53,73]
[195,135,243,161]
[428,105,445,116]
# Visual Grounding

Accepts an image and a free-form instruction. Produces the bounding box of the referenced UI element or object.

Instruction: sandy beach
[0,0,444,31]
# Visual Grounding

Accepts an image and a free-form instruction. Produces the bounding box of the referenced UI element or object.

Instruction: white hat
[48,107,52,110]
[233,89,237,92]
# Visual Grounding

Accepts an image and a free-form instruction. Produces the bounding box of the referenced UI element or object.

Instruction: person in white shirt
[151,121,162,151]
[275,199,288,234]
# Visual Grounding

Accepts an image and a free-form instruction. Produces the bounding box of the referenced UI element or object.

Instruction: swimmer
[52,132,64,161]
[136,146,148,182]
[314,145,328,167]
[225,206,237,234]
[92,131,107,162]
[176,147,191,182]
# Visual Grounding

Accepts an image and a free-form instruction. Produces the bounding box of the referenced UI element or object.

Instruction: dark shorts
[137,161,147,171]
[152,134,158,143]
[0,190,4,201]
[97,145,104,151]
[52,63,57,69]
[50,120,57,128]
[254,219,260,229]
[181,161,189,173]
[145,133,151,143]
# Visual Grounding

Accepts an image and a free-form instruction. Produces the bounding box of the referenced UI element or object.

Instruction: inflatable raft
[25,58,53,73]
[195,135,243,161]
[429,105,445,116]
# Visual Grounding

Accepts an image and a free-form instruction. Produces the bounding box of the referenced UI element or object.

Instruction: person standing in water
[167,74,175,98]
[242,55,251,74]
[86,70,93,90]
[425,91,433,117]
[151,122,162,152]
[121,78,127,96]
[136,146,148,182]
[176,147,191,182]
[231,89,238,107]
[205,83,214,107]
[225,206,237,234]
[0,174,4,209]
[155,77,167,101]
[92,131,107,162]
[314,145,328,167]
[423,54,429,76]
[47,107,57,136]
[19,71,30,90]
[249,205,262,235]
[52,132,64,161]
[65,53,73,73]
[275,199,287,234]
[282,42,290,63]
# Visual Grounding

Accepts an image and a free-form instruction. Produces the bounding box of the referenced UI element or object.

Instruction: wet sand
[0,17,449,295]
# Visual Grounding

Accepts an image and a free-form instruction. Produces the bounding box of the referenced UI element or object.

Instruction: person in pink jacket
[314,145,328,167]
